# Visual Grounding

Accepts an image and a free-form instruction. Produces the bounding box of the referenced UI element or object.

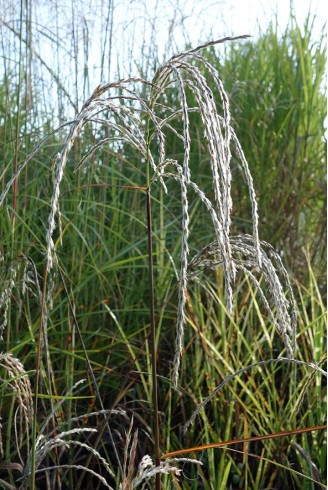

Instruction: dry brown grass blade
[160,425,327,459]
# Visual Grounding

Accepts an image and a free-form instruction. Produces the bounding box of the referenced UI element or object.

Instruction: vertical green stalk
[146,188,161,490]
[30,265,49,490]
[146,90,161,487]
[12,0,24,221]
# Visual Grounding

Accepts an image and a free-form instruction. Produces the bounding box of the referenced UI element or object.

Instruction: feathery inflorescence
[188,234,297,357]
[119,417,202,489]
[0,353,33,453]
[0,36,293,387]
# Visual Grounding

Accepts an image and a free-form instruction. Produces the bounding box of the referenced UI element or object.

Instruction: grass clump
[0,19,326,490]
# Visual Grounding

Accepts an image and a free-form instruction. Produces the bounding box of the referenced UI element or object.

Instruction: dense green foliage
[0,10,326,490]
[219,19,326,274]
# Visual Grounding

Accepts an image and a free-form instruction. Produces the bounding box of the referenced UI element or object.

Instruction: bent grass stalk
[0,35,308,487]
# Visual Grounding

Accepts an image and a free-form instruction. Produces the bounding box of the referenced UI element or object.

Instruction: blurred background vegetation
[0,1,326,488]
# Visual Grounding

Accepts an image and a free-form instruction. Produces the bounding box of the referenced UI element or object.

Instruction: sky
[112,0,326,46]
[207,0,325,35]
[109,0,326,78]
[2,0,325,116]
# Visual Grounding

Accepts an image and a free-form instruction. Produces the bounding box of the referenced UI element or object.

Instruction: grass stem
[30,264,49,490]
[146,187,161,490]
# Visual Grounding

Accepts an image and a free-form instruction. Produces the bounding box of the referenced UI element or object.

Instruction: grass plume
[0,19,326,489]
